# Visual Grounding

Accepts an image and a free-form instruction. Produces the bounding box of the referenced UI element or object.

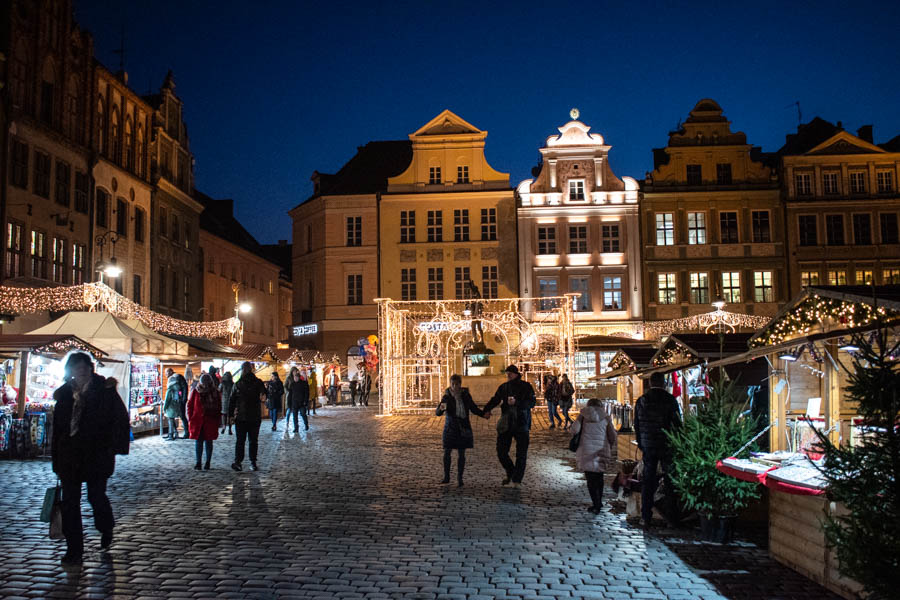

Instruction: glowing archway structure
[376,295,577,415]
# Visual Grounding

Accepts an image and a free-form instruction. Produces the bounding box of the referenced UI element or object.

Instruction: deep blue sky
[76,0,900,244]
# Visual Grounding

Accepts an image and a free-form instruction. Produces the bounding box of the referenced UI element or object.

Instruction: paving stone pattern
[0,407,842,599]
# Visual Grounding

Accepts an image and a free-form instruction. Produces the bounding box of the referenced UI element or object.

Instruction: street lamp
[230,283,252,345]
[95,231,121,284]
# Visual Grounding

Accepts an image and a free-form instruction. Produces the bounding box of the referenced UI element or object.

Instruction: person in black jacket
[230,362,266,471]
[266,372,284,431]
[436,374,486,487]
[483,365,536,488]
[633,371,682,528]
[286,368,310,432]
[51,352,130,567]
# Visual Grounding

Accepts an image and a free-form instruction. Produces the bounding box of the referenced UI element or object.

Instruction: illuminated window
[687,212,706,244]
[400,210,415,243]
[881,213,899,244]
[6,222,24,278]
[855,269,874,285]
[346,216,362,247]
[568,180,585,201]
[800,271,819,287]
[453,209,469,241]
[849,171,866,194]
[877,171,894,193]
[481,208,497,241]
[568,225,587,254]
[657,273,677,304]
[570,276,591,311]
[30,230,47,279]
[537,226,556,254]
[852,214,872,245]
[686,164,702,185]
[883,268,900,284]
[454,266,470,300]
[427,268,443,300]
[827,270,847,285]
[751,211,770,243]
[427,210,442,242]
[34,151,51,198]
[753,271,773,303]
[538,278,558,311]
[482,265,498,299]
[429,166,441,184]
[347,274,363,305]
[798,215,817,246]
[690,272,708,304]
[795,173,812,196]
[719,212,738,243]
[457,165,469,184]
[826,215,844,245]
[601,224,620,252]
[655,213,674,246]
[602,276,622,310]
[71,243,85,284]
[722,271,741,303]
[401,268,416,301]
[716,163,732,185]
[823,172,839,195]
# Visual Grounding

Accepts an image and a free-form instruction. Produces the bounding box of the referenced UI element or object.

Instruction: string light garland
[0,282,240,339]
[643,310,770,337]
[750,295,896,348]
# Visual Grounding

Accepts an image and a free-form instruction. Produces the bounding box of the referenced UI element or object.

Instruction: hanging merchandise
[671,371,682,397]
[128,360,162,434]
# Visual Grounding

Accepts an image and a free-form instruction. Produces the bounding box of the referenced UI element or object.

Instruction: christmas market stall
[0,334,107,458]
[573,335,647,400]
[712,285,900,599]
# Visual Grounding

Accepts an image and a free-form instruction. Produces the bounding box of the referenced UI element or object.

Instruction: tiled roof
[777,117,843,156]
[195,189,278,266]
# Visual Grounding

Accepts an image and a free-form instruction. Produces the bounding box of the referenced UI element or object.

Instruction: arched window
[11,42,29,111]
[124,117,134,170]
[96,97,105,154]
[40,57,56,124]
[65,77,80,142]
[135,125,145,178]
[110,108,120,162]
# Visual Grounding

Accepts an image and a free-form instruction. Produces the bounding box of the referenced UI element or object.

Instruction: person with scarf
[51,352,130,566]
[219,371,235,435]
[544,374,562,429]
[572,398,618,513]
[187,373,222,470]
[266,372,284,431]
[558,373,575,429]
[163,368,183,440]
[286,367,310,432]
[436,374,486,487]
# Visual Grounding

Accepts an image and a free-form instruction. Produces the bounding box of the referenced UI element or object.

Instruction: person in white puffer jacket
[572,398,617,513]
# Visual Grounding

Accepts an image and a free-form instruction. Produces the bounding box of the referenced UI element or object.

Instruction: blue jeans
[547,401,561,425]
[270,407,279,428]
[641,452,673,522]
[195,438,212,465]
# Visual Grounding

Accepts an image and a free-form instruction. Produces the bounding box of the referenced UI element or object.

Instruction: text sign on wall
[292,323,319,336]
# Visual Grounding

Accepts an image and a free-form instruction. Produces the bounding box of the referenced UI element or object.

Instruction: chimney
[837,121,843,130]
[857,125,873,143]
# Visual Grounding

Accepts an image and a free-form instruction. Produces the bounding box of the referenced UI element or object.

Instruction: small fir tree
[667,378,761,518]
[813,332,900,599]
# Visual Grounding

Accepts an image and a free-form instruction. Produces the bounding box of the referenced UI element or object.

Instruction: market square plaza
[0,408,840,599]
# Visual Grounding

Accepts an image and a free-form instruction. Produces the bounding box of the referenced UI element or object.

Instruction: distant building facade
[778,119,900,295]
[516,114,642,337]
[642,99,784,325]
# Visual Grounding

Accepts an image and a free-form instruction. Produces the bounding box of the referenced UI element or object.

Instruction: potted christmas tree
[666,378,761,543]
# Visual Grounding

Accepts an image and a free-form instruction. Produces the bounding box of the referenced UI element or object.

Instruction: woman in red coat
[187,373,222,470]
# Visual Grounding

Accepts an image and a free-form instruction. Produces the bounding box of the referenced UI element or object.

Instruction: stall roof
[229,343,277,361]
[593,345,658,380]
[122,319,188,356]
[639,333,755,377]
[27,312,184,357]
[165,334,241,358]
[575,335,647,350]
[0,334,107,359]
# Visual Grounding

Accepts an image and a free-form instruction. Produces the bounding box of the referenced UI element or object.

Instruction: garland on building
[643,310,770,338]
[0,282,240,339]
[749,295,896,348]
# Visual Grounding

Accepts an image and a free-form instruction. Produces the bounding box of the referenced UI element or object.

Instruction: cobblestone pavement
[0,407,841,599]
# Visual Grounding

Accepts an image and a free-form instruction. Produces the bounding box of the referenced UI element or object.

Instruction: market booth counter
[0,334,107,457]
[711,285,900,599]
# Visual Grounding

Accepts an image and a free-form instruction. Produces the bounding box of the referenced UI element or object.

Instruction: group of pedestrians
[543,372,575,430]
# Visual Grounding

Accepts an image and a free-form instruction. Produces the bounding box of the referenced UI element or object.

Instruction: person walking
[51,352,130,566]
[176,368,190,435]
[349,373,359,406]
[283,367,297,430]
[163,368,183,440]
[559,373,575,429]
[572,398,618,513]
[360,367,371,407]
[633,371,682,528]
[544,374,562,429]
[219,371,234,435]
[436,374,486,487]
[326,367,339,406]
[230,362,266,472]
[483,365,536,488]
[266,372,284,431]
[287,368,310,431]
[187,373,222,470]
[308,369,318,416]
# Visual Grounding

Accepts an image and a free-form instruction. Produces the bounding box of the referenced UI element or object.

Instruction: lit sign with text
[292,324,319,336]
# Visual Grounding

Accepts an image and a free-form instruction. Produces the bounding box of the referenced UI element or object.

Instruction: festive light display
[750,294,897,348]
[651,341,693,367]
[643,309,770,338]
[0,282,240,339]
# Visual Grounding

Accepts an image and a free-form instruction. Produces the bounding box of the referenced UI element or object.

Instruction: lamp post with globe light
[231,282,252,345]
[95,231,122,285]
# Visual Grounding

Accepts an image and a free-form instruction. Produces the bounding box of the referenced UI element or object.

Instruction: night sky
[75,0,900,244]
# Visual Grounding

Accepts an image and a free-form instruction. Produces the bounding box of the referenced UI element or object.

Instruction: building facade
[642,99,785,325]
[2,0,94,332]
[779,119,900,294]
[290,141,412,358]
[380,110,517,305]
[516,113,642,337]
[144,72,203,321]
[91,64,153,304]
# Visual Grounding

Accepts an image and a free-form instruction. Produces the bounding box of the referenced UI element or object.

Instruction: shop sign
[292,323,319,336]
[417,321,453,332]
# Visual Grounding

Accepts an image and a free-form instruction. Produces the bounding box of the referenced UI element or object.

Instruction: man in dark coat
[230,361,266,471]
[175,370,189,432]
[633,371,682,528]
[51,352,130,566]
[287,369,310,432]
[483,365,536,488]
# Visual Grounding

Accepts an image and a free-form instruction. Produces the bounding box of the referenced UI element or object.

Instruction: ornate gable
[412,109,483,137]
[807,132,885,156]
